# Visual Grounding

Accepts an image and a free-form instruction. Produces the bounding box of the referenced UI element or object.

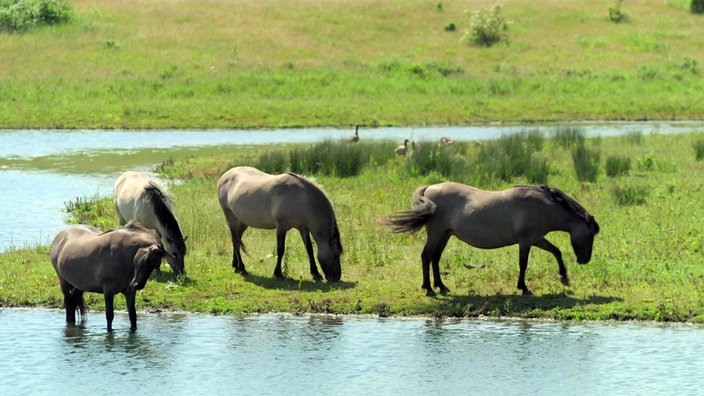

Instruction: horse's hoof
[424,288,436,297]
[522,289,533,296]
[275,274,287,281]
[313,274,323,282]
[439,286,451,295]
[561,276,570,287]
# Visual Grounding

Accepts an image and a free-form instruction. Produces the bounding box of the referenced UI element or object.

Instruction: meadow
[3,128,704,322]
[1,0,703,128]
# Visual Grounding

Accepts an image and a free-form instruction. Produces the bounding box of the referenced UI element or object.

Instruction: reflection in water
[1,309,704,395]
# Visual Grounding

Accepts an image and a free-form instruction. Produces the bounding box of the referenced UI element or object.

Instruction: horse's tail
[383,186,437,234]
[70,289,87,322]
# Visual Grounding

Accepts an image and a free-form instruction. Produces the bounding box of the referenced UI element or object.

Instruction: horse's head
[317,230,343,282]
[163,236,187,276]
[570,215,600,264]
[131,244,168,290]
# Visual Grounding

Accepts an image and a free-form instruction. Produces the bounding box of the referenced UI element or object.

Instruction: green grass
[0,0,703,128]
[4,132,704,322]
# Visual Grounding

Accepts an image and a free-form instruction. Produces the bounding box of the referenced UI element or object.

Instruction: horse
[217,166,343,282]
[50,223,169,332]
[384,183,600,296]
[114,171,186,276]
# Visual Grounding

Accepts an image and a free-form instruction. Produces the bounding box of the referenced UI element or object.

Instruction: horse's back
[218,166,320,229]
[422,183,553,248]
[51,224,159,293]
[114,171,158,226]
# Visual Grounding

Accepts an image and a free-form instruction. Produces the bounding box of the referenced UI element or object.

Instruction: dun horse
[114,171,186,275]
[217,166,343,282]
[385,183,600,296]
[50,224,168,332]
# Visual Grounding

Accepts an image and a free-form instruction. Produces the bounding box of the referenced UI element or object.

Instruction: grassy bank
[1,0,704,128]
[3,130,704,322]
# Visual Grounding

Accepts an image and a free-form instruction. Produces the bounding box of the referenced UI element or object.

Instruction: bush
[475,130,548,182]
[0,0,72,32]
[605,155,631,177]
[608,0,628,23]
[692,0,704,14]
[462,3,510,47]
[551,126,586,149]
[612,184,649,206]
[572,143,600,182]
[693,138,704,161]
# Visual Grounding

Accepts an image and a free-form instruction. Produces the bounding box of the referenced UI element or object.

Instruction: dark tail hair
[70,289,87,322]
[383,186,436,234]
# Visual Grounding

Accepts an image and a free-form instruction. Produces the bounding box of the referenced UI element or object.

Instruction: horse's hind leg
[533,237,568,286]
[228,220,248,275]
[420,230,452,296]
[517,243,533,295]
[430,232,452,295]
[273,227,288,280]
[60,280,76,324]
[299,229,322,281]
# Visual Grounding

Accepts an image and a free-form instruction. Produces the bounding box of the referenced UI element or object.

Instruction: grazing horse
[217,166,343,282]
[114,171,186,275]
[50,224,168,332]
[385,183,600,296]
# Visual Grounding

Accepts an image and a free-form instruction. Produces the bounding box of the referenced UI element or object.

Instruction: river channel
[1,309,703,395]
[1,122,702,251]
[2,124,704,394]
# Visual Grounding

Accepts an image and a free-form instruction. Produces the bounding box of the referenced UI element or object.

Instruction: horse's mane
[288,172,342,251]
[144,181,185,247]
[532,185,592,222]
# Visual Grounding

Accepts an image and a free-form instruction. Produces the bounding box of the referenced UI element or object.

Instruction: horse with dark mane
[385,183,600,296]
[114,171,186,275]
[50,223,168,332]
[217,166,343,282]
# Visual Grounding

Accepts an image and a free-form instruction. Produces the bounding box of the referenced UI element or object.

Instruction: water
[1,122,702,250]
[0,309,702,395]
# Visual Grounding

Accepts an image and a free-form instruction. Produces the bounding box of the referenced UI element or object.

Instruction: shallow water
[0,309,703,395]
[1,122,702,250]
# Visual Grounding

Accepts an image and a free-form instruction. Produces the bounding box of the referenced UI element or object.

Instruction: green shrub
[256,150,287,174]
[608,0,628,23]
[462,3,510,47]
[612,184,649,206]
[551,126,586,149]
[693,138,704,160]
[692,0,704,14]
[605,155,631,177]
[0,0,72,32]
[288,140,386,178]
[572,143,600,182]
[475,130,547,182]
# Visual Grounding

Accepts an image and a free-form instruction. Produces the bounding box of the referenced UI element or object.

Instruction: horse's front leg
[123,289,138,332]
[104,293,115,332]
[517,243,532,295]
[298,229,322,281]
[533,237,568,286]
[273,228,288,280]
[61,282,75,324]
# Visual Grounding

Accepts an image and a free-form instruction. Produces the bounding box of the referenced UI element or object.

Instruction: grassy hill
[1,0,703,128]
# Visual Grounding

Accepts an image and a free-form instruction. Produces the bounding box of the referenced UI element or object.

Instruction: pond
[1,122,701,252]
[0,309,702,395]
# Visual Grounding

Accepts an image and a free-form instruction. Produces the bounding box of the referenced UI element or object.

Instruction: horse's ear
[183,235,188,242]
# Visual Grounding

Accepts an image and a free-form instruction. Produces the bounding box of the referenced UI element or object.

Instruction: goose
[347,125,360,143]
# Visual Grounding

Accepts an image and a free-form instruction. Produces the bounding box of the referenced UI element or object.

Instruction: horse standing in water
[114,171,186,275]
[50,224,168,332]
[217,166,343,282]
[385,183,600,296]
